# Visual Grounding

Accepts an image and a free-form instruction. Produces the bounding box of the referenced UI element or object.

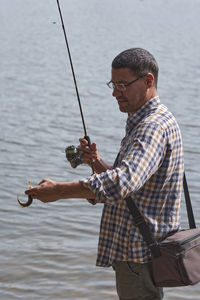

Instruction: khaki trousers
[112,261,163,300]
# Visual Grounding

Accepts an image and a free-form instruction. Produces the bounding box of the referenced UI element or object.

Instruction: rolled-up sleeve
[80,121,166,205]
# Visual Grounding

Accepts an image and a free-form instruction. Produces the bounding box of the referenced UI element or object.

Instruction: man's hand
[79,138,100,165]
[24,179,95,203]
[25,178,60,203]
[79,138,111,173]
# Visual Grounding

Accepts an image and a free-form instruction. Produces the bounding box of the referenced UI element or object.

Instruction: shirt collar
[126,96,160,129]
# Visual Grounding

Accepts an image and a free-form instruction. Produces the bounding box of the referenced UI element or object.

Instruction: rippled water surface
[0,0,200,299]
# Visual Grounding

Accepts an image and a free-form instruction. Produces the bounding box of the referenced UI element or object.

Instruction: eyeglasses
[107,75,145,91]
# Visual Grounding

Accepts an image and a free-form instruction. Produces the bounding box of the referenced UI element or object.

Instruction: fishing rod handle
[84,135,95,174]
[84,135,91,147]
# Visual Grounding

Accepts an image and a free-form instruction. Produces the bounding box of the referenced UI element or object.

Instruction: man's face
[111,67,148,114]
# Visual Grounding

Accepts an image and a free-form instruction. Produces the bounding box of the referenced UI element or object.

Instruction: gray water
[0,0,200,299]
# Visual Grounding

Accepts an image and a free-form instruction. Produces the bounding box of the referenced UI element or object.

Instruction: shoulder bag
[125,173,200,287]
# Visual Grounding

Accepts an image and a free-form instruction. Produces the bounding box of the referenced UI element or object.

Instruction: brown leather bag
[152,227,200,286]
[126,173,200,287]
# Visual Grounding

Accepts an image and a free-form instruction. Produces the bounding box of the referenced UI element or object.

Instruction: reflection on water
[0,0,200,299]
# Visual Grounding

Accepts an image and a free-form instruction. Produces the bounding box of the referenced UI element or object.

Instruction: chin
[119,106,128,113]
[118,103,128,112]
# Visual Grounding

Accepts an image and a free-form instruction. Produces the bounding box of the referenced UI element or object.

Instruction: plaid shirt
[80,97,184,267]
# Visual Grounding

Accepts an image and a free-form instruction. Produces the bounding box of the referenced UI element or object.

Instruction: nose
[112,86,122,97]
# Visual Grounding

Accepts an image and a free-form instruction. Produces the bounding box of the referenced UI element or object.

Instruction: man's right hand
[79,138,111,173]
[79,138,99,165]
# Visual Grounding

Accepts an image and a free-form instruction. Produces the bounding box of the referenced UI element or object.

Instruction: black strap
[183,173,196,229]
[125,196,161,257]
[125,172,196,257]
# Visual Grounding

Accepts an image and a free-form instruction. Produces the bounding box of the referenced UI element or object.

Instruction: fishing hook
[17,182,33,207]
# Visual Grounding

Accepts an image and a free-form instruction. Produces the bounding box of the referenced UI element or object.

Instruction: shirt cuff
[79,176,106,204]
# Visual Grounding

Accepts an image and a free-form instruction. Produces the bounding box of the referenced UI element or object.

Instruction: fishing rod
[56,0,92,169]
[56,0,89,141]
[17,1,91,208]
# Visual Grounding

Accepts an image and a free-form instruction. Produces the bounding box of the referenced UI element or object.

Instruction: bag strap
[125,196,161,257]
[183,173,196,229]
[125,172,196,258]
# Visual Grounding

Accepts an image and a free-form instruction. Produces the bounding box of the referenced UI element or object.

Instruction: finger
[31,193,38,199]
[90,142,97,151]
[79,138,88,145]
[38,178,49,185]
[78,145,90,153]
[80,142,96,151]
[25,187,35,195]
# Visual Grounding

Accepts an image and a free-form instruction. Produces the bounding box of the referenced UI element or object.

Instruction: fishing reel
[65,145,84,168]
[65,136,91,168]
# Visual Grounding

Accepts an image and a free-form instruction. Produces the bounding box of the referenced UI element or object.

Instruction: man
[25,48,184,300]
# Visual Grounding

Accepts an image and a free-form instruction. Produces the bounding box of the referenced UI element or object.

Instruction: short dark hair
[112,48,159,88]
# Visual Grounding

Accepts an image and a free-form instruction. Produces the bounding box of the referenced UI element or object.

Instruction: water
[0,0,200,299]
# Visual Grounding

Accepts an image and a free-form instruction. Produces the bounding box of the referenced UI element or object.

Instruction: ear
[145,73,154,88]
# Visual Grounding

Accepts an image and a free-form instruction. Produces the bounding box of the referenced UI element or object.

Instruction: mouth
[117,98,128,107]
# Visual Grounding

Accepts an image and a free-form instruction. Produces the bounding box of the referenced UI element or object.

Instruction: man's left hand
[25,178,60,203]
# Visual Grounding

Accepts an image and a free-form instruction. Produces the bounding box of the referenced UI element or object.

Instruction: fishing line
[56,0,90,144]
